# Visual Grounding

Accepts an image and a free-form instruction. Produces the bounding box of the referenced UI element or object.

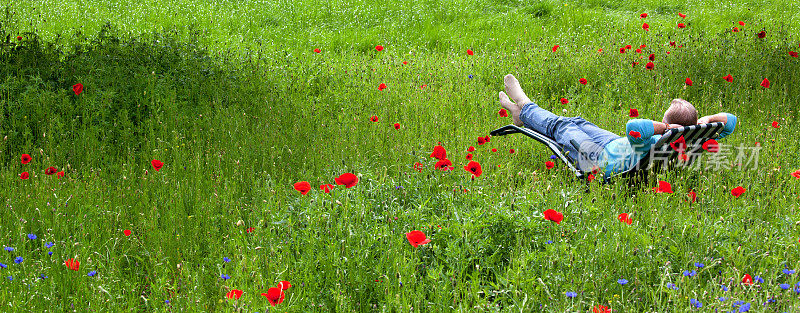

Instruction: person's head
[662,98,698,126]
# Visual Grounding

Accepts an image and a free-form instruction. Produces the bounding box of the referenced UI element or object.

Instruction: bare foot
[504,74,532,106]
[499,91,523,127]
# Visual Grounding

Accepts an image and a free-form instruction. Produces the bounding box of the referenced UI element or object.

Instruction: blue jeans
[519,101,621,169]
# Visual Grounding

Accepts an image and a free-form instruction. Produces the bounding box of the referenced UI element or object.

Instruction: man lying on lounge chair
[498,74,738,176]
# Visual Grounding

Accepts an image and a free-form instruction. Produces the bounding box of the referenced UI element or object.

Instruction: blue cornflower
[721,285,729,291]
[4,247,14,252]
[395,186,403,190]
[48,251,52,256]
[738,302,751,312]
[719,297,727,301]
[223,257,231,263]
[733,301,745,308]
[545,240,553,244]
[683,270,697,277]
[780,283,790,290]
[666,283,679,290]
[165,300,170,304]
[618,279,628,285]
[221,274,231,280]
[794,284,800,294]
[565,291,577,298]
[783,269,795,275]
[7,276,11,281]
[549,155,558,160]
[27,234,37,240]
[754,276,764,283]
[695,262,704,268]
[88,271,97,277]
[766,298,776,303]
[14,257,22,264]
[0,263,6,269]
[690,298,702,308]
[468,75,473,79]
[39,274,47,279]
[45,242,54,248]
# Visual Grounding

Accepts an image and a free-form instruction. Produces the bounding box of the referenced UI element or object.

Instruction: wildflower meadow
[1,0,800,311]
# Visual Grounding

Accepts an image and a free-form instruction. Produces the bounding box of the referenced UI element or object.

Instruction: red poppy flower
[648,53,655,61]
[123,229,132,237]
[670,41,676,46]
[434,159,452,170]
[790,51,798,58]
[466,153,473,160]
[314,48,321,53]
[677,23,685,28]
[598,48,603,52]
[731,186,746,197]
[625,44,632,50]
[739,21,745,26]
[552,45,559,52]
[579,78,587,85]
[543,209,563,224]
[685,78,693,86]
[772,121,779,128]
[484,136,491,142]
[394,123,400,129]
[20,154,31,164]
[430,145,447,160]
[467,146,475,152]
[791,170,800,179]
[593,305,611,313]
[420,84,426,89]
[413,162,423,172]
[509,149,515,154]
[640,44,646,48]
[618,213,632,225]
[645,62,655,70]
[653,180,673,193]
[670,136,687,153]
[757,31,766,39]
[628,131,641,138]
[72,83,83,95]
[334,173,359,188]
[642,23,649,31]
[293,181,311,195]
[467,49,474,56]
[378,83,387,91]
[678,153,688,161]
[498,108,508,117]
[631,61,639,67]
[16,36,22,41]
[245,227,255,233]
[320,184,334,193]
[45,166,57,175]
[20,172,29,180]
[262,287,285,306]
[619,47,626,53]
[587,173,595,182]
[732,27,740,32]
[560,98,569,104]
[678,13,686,18]
[375,45,384,51]
[56,171,64,178]
[723,74,733,82]
[640,13,648,18]
[702,139,720,152]
[741,274,753,285]
[491,148,497,152]
[545,161,555,169]
[226,289,243,300]
[464,161,482,178]
[279,281,292,290]
[65,258,80,271]
[403,61,408,64]
[635,48,642,53]
[367,115,378,123]
[760,78,770,88]
[406,230,431,247]
[629,108,639,117]
[688,190,697,203]
[477,136,486,145]
[151,159,163,171]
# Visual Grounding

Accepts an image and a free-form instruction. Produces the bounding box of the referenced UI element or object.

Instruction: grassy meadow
[2,0,800,311]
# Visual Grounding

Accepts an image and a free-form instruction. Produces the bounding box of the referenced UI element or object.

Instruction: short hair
[664,99,698,126]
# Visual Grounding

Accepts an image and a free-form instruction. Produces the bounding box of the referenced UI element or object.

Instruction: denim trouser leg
[519,102,620,170]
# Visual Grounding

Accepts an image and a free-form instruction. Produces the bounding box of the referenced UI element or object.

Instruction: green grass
[1,0,800,311]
